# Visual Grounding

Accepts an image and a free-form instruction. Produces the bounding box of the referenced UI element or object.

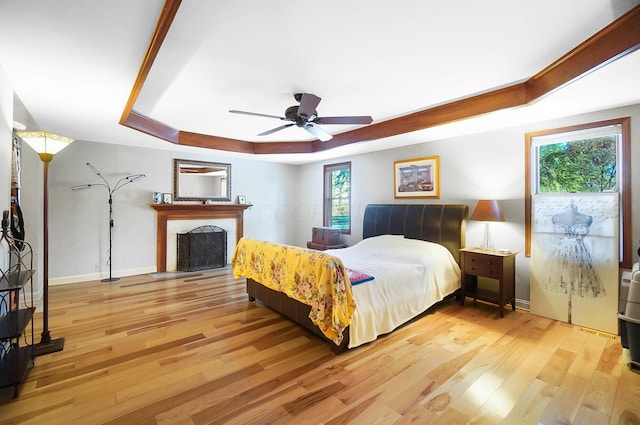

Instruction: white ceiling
[1,0,639,164]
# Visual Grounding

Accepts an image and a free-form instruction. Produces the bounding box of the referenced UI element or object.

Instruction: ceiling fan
[229,93,373,141]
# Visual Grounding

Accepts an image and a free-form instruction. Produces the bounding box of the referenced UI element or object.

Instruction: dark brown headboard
[362,204,468,264]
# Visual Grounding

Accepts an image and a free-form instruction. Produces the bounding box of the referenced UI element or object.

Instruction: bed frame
[246,203,468,353]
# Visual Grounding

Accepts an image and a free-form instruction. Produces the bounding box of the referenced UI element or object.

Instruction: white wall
[17,139,298,286]
[296,103,640,306]
[0,65,13,271]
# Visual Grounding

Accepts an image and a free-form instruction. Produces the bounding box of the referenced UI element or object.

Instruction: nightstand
[307,227,345,251]
[459,248,517,317]
[306,242,347,251]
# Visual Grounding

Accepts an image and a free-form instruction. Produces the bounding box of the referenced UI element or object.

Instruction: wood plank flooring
[1,269,640,424]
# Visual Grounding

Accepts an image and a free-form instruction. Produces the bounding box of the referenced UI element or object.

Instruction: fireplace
[150,204,249,273]
[177,225,227,271]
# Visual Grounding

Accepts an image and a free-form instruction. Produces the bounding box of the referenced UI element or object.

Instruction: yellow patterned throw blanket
[231,237,356,345]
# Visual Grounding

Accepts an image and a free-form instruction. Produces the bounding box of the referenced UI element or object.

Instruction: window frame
[323,161,351,235]
[524,117,631,268]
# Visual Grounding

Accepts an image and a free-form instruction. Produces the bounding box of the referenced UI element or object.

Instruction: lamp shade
[470,199,505,222]
[17,131,74,162]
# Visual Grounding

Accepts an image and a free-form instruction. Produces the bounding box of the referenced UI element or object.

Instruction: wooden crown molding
[121,2,640,156]
[120,0,182,138]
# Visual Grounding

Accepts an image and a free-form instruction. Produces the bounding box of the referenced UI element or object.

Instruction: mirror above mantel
[174,159,231,202]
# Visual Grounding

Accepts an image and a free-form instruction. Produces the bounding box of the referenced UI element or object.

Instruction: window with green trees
[537,136,617,193]
[525,117,631,267]
[323,162,351,233]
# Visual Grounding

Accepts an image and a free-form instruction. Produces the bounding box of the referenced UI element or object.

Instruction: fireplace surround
[150,203,249,272]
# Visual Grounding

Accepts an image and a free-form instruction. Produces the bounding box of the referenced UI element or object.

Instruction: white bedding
[325,234,461,348]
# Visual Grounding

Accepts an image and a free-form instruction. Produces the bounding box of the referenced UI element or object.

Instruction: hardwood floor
[2,269,640,424]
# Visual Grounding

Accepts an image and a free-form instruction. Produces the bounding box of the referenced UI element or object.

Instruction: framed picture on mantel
[162,193,173,204]
[394,155,440,198]
[152,192,162,204]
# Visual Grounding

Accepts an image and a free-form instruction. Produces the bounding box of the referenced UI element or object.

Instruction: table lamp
[470,199,504,250]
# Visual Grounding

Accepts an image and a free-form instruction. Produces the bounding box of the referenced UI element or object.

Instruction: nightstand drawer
[464,256,503,279]
[464,263,501,279]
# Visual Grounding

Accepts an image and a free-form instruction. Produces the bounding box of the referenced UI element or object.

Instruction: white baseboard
[49,266,157,286]
[515,298,530,311]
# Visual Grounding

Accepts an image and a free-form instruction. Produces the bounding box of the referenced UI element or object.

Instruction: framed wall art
[394,155,440,198]
[530,193,619,334]
[152,192,162,204]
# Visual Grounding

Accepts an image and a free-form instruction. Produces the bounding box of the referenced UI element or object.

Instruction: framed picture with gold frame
[393,155,440,198]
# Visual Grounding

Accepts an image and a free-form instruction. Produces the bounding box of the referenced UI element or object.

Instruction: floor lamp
[17,131,74,356]
[72,163,145,282]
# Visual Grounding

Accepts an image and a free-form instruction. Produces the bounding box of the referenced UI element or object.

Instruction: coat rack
[72,163,145,282]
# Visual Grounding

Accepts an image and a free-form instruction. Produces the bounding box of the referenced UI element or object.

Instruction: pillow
[347,268,374,285]
[355,234,456,268]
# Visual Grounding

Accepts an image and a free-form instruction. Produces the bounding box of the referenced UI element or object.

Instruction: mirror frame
[173,159,232,202]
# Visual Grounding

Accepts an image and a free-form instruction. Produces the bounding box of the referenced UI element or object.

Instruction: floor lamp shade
[471,200,505,250]
[16,131,74,162]
[16,130,74,356]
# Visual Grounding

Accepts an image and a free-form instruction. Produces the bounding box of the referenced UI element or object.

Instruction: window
[525,117,631,267]
[324,162,351,234]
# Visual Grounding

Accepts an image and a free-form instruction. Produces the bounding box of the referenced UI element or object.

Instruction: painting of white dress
[531,193,619,334]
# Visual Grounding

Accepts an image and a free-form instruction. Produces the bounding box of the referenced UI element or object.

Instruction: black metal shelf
[0,307,35,340]
[0,270,35,291]
[0,209,36,399]
[0,345,35,395]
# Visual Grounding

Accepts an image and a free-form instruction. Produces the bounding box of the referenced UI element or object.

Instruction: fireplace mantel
[150,203,249,272]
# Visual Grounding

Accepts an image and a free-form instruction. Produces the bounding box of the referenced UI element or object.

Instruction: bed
[232,203,468,353]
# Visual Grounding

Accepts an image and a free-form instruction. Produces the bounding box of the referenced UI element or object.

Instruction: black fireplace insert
[177,225,227,271]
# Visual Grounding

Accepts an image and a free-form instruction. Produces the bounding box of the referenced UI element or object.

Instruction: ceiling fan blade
[304,124,332,142]
[229,110,285,120]
[314,116,373,125]
[257,123,294,136]
[297,93,321,118]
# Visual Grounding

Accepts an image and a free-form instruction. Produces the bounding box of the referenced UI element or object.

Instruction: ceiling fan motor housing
[285,105,317,126]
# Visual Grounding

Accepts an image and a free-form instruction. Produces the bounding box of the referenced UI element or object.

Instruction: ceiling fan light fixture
[304,123,332,142]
